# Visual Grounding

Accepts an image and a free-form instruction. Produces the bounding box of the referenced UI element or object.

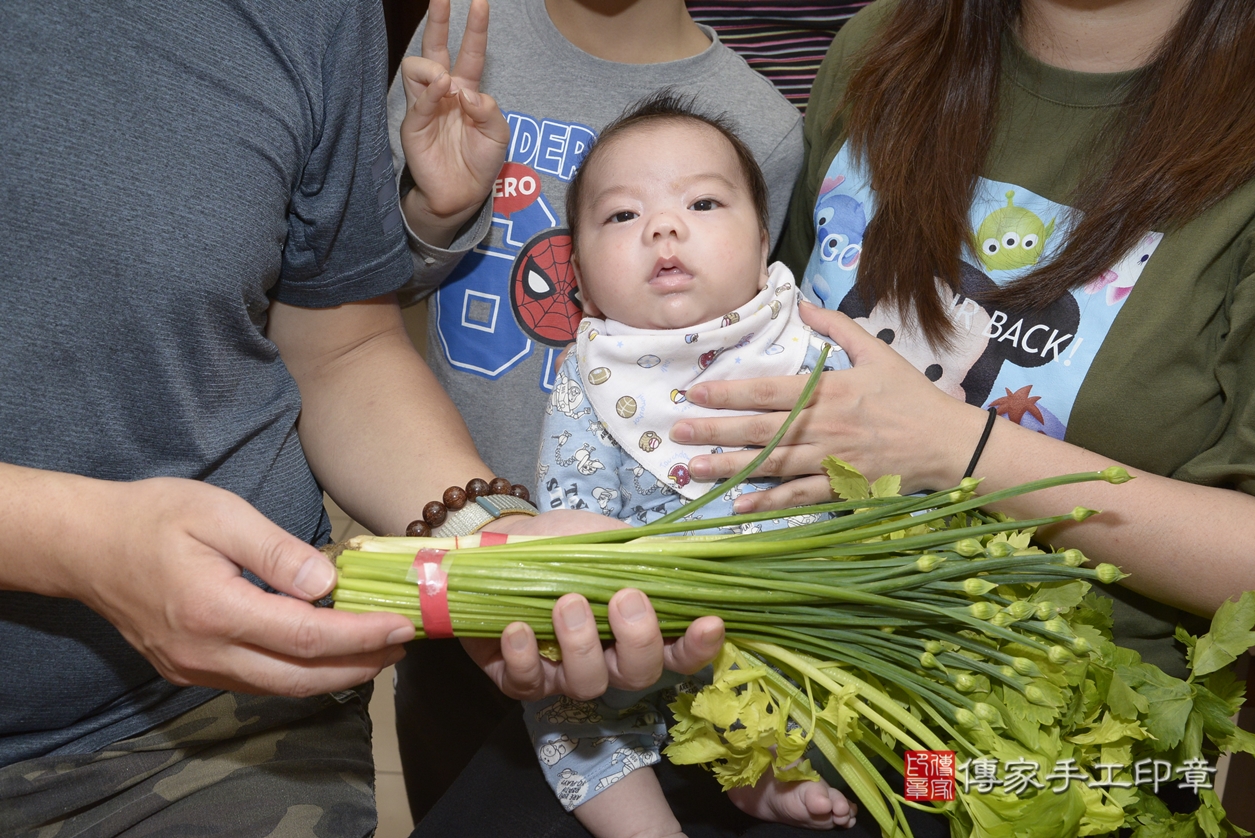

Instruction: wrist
[927,402,1000,489]
[401,183,481,249]
[405,477,537,538]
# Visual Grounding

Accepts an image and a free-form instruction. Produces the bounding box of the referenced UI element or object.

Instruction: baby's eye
[690,198,718,211]
[608,211,638,223]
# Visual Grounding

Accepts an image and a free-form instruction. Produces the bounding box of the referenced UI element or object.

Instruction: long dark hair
[842,0,1255,347]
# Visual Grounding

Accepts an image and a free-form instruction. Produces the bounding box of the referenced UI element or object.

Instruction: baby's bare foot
[726,771,857,830]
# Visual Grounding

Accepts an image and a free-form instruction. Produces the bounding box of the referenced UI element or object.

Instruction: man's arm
[268,294,726,698]
[268,293,489,535]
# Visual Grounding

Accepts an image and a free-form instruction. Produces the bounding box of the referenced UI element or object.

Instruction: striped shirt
[687,1,870,113]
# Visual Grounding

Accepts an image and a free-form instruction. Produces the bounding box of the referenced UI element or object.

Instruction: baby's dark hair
[565,90,770,247]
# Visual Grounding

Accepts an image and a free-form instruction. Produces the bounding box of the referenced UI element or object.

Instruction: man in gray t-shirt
[0,1,710,833]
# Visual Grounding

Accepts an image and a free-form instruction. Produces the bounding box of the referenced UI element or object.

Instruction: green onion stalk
[331,351,1255,837]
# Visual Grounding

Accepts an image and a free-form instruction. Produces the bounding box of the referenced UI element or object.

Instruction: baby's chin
[634,308,725,331]
[638,294,758,331]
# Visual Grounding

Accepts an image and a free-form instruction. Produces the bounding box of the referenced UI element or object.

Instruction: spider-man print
[433,176,558,380]
[511,229,582,347]
[433,111,597,391]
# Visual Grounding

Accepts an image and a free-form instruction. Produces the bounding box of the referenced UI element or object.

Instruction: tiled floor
[371,666,414,838]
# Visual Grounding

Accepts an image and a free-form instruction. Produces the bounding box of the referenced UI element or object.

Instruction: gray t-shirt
[0,0,413,767]
[386,0,804,486]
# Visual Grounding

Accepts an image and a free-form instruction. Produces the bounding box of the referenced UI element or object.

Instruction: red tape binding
[413,548,453,638]
[479,531,509,547]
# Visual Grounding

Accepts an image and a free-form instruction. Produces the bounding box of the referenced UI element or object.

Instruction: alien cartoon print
[800,144,1163,440]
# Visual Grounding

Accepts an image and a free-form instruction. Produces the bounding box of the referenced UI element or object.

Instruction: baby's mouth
[651,258,693,286]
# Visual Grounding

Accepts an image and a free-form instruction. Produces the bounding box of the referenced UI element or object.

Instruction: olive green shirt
[780,1,1255,677]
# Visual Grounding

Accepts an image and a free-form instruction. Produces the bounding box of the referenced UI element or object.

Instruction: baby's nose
[647,210,684,240]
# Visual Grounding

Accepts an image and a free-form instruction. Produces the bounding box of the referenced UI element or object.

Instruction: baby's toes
[782,781,843,828]
[802,782,837,817]
[828,789,857,828]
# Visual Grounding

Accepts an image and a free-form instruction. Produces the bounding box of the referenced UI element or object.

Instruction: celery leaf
[822,456,869,501]
[1189,591,1255,677]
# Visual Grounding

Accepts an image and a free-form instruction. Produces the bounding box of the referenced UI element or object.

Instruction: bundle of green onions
[331,358,1254,836]
[331,466,1253,837]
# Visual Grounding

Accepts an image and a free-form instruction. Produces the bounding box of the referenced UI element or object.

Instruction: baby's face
[573,121,768,330]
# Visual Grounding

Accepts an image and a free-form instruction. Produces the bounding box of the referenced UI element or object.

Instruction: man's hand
[465,515,722,701]
[463,590,725,702]
[54,474,414,696]
[399,0,509,246]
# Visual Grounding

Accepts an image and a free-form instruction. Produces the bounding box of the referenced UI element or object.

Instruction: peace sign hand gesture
[398,0,509,247]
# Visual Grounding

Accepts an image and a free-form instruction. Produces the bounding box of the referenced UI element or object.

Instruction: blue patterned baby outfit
[527,263,848,809]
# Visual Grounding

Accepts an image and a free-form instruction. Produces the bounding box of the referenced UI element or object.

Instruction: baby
[526,92,856,838]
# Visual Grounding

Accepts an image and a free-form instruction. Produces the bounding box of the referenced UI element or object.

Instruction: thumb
[663,616,725,675]
[798,302,878,365]
[399,57,452,121]
[205,493,338,601]
[458,89,510,147]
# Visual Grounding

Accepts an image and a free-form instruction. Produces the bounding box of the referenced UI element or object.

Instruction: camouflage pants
[0,685,377,838]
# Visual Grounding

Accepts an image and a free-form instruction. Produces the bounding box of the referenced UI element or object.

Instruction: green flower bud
[959,477,982,494]
[1100,466,1132,484]
[1048,645,1074,664]
[1044,617,1072,635]
[990,611,1016,627]
[1035,602,1058,621]
[1008,600,1035,620]
[1012,657,1040,677]
[973,703,1001,724]
[963,578,997,596]
[1025,685,1052,705]
[954,673,977,692]
[955,708,979,728]
[924,640,944,655]
[1095,563,1125,584]
[1061,549,1086,568]
[915,554,944,572]
[1071,636,1092,654]
[1070,506,1098,521]
[955,538,984,557]
[919,652,939,669]
[986,541,1015,558]
[879,626,896,634]
[968,602,1000,620]
[999,665,1017,679]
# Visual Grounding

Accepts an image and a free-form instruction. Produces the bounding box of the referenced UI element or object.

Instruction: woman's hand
[672,303,990,511]
[398,0,509,247]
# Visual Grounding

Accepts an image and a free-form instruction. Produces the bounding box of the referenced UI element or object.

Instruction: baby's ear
[758,230,770,289]
[573,254,604,317]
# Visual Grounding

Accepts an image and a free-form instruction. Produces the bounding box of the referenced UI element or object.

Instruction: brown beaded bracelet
[406,478,535,537]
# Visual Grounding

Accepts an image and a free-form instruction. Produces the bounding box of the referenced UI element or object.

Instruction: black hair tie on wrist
[963,407,1000,480]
